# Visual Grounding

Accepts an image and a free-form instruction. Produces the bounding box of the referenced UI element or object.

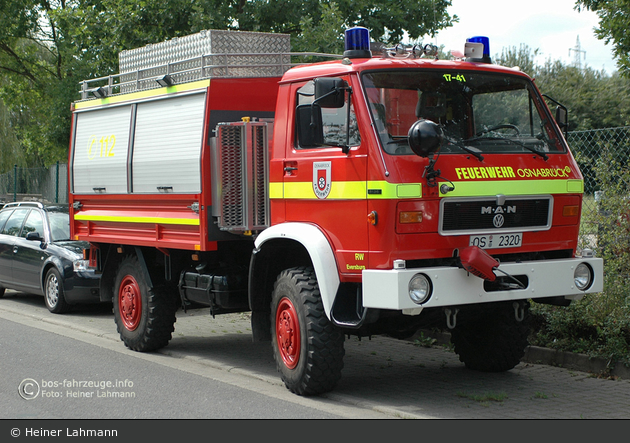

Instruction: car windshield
[362,70,564,157]
[47,211,71,241]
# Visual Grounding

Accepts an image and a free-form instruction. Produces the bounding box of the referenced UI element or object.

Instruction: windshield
[362,70,564,157]
[47,211,71,241]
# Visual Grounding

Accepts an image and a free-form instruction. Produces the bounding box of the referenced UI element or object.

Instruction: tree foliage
[576,0,630,77]
[496,45,630,131]
[0,0,456,167]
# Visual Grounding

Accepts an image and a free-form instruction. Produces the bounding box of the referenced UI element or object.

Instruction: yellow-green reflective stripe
[441,179,584,197]
[74,80,211,110]
[74,214,199,225]
[269,181,423,199]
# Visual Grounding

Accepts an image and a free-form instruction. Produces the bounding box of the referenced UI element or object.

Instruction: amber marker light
[368,211,378,226]
[399,211,423,224]
[563,205,579,217]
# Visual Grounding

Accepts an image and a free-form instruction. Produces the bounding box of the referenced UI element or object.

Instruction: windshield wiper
[467,135,549,161]
[444,136,484,161]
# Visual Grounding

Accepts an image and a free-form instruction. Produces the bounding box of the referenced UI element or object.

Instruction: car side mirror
[26,231,43,241]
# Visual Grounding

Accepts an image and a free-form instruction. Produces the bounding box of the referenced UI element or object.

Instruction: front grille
[440,196,552,235]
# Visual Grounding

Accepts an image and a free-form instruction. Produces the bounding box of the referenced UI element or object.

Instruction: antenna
[569,36,586,69]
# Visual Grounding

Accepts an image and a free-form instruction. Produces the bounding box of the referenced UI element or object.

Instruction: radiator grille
[440,196,552,235]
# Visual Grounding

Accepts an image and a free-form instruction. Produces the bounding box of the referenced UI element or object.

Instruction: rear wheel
[450,301,530,372]
[271,267,344,396]
[113,256,177,352]
[44,268,71,314]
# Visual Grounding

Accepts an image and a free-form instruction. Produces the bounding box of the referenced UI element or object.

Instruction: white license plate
[469,233,522,249]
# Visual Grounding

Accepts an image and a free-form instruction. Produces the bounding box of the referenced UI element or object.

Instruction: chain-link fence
[567,126,630,246]
[0,162,68,205]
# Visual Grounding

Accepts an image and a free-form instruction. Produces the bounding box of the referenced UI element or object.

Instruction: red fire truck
[69,28,603,395]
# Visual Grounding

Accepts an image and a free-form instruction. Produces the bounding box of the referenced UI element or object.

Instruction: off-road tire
[44,267,71,314]
[271,267,345,396]
[113,256,177,352]
[450,302,530,372]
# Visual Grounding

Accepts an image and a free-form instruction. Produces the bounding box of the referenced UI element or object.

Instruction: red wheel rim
[275,297,301,369]
[118,275,142,331]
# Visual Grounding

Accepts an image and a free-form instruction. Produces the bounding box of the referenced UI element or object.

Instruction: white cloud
[432,0,617,73]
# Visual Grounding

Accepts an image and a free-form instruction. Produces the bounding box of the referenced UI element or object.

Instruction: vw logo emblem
[493,214,505,228]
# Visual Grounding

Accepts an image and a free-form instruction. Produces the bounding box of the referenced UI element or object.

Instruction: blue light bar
[467,36,491,62]
[467,36,490,57]
[343,27,371,59]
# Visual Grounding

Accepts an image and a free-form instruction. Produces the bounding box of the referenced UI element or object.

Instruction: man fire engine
[69,28,603,395]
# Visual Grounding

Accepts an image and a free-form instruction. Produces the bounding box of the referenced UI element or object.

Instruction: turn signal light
[563,205,579,217]
[399,211,423,224]
[368,211,378,226]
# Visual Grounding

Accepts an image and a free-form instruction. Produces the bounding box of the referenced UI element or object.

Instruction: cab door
[282,76,369,276]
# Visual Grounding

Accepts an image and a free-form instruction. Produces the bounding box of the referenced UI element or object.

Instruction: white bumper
[362,257,604,312]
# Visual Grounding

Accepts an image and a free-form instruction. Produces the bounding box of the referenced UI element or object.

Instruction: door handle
[283,161,298,176]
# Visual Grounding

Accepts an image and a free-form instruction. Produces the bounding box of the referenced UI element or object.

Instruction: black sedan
[0,202,100,313]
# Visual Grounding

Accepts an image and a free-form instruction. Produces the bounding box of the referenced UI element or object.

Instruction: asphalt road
[2,290,630,420]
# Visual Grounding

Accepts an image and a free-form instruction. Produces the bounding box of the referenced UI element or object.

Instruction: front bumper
[63,272,101,304]
[362,256,603,313]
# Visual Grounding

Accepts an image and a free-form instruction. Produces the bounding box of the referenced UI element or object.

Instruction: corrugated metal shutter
[72,106,132,194]
[132,93,206,193]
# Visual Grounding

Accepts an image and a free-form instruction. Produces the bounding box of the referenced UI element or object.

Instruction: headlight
[73,259,89,272]
[574,263,593,291]
[409,273,432,304]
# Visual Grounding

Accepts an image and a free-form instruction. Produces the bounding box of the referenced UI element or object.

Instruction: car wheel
[44,268,71,314]
[0,287,5,298]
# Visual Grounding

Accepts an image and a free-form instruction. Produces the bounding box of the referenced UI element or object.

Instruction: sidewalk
[3,291,630,419]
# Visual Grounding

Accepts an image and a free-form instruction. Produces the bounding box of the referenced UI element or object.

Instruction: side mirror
[314,77,347,108]
[296,104,324,148]
[555,105,568,135]
[408,119,443,157]
[26,231,44,242]
[543,94,569,136]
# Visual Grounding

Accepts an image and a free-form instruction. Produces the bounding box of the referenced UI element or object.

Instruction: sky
[432,0,617,74]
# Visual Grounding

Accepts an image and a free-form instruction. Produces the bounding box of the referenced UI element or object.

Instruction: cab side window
[20,210,44,239]
[296,81,361,148]
[1,208,30,236]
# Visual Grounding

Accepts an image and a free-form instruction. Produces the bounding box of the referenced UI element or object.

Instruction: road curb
[412,329,630,379]
[522,346,630,379]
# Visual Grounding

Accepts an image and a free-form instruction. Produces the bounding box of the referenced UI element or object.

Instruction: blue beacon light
[467,36,491,63]
[344,27,372,59]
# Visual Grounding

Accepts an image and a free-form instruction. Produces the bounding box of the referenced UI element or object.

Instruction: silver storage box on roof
[118,29,291,92]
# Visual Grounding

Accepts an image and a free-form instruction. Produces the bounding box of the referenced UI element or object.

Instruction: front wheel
[113,256,177,352]
[44,268,71,314]
[271,267,344,396]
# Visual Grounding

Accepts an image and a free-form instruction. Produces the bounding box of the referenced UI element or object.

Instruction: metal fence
[567,126,630,246]
[0,162,68,205]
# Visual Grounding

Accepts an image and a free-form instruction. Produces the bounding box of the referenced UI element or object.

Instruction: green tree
[0,0,456,166]
[496,44,630,131]
[576,0,630,76]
